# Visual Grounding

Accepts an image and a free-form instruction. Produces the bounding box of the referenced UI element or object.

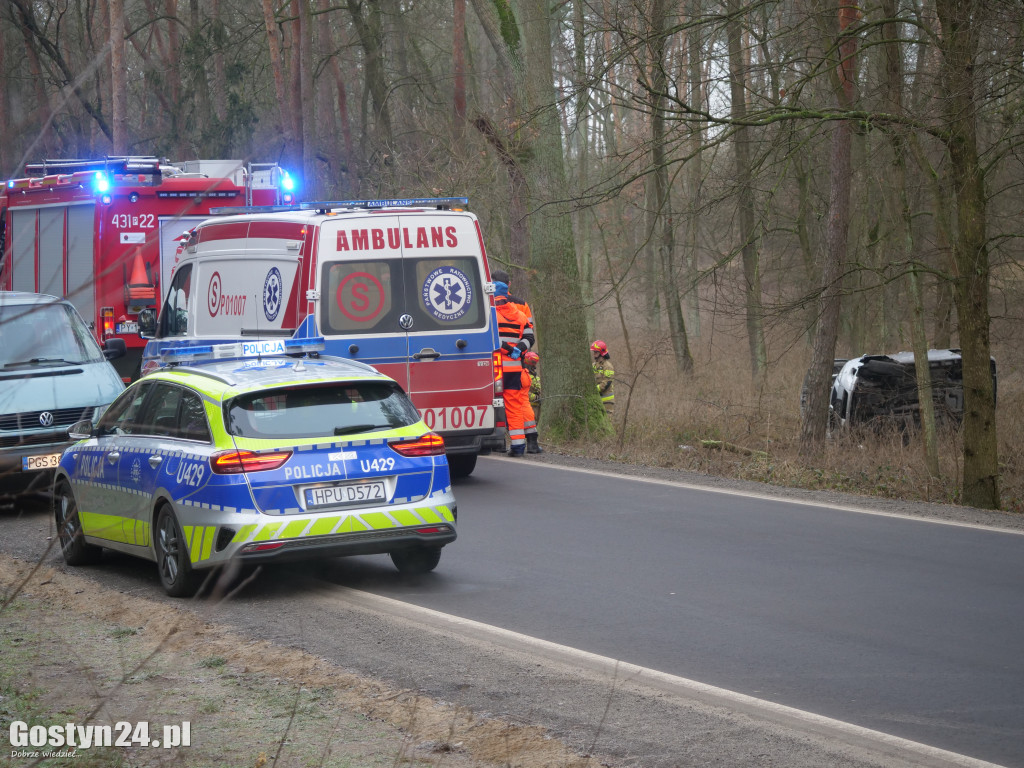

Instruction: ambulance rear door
[315,212,495,440]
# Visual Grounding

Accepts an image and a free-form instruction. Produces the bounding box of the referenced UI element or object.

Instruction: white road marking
[317,583,1007,768]
[482,456,1024,535]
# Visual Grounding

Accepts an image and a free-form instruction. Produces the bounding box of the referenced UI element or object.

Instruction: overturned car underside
[828,350,997,431]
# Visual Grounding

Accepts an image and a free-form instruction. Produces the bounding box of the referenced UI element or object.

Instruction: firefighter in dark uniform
[522,350,542,452]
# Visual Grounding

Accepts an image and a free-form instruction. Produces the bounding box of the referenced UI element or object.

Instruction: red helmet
[524,351,539,364]
[590,340,608,355]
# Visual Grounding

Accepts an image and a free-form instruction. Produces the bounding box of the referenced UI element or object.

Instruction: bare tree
[800,0,860,450]
[934,0,999,509]
[727,0,765,386]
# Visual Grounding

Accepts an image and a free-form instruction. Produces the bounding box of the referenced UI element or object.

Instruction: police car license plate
[304,481,387,509]
[23,453,62,471]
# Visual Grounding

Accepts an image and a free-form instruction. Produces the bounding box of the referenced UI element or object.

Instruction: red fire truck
[0,157,296,379]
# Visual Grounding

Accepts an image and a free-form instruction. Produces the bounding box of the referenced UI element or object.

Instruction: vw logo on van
[39,412,54,427]
[399,314,414,330]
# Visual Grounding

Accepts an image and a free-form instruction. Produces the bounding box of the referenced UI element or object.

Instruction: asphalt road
[3,455,1023,767]
[324,456,1024,767]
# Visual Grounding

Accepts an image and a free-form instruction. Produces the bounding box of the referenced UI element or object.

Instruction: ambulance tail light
[389,433,445,457]
[492,350,503,394]
[211,449,293,474]
[101,307,115,338]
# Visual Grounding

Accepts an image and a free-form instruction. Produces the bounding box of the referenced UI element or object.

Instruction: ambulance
[138,198,505,477]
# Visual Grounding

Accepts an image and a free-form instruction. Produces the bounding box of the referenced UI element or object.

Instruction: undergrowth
[552,334,1024,514]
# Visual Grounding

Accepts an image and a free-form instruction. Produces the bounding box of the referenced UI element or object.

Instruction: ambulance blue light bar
[209,197,469,216]
[159,337,325,364]
[307,197,469,210]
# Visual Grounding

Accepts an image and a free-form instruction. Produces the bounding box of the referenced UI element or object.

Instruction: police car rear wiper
[4,357,83,368]
[333,424,389,435]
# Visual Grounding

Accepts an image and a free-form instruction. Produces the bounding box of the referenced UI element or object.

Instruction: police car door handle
[106,451,120,464]
[148,455,164,469]
[413,348,441,360]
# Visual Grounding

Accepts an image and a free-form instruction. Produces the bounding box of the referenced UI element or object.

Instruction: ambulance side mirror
[137,309,157,339]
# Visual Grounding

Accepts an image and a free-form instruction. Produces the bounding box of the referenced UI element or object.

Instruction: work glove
[501,341,516,356]
[510,346,522,360]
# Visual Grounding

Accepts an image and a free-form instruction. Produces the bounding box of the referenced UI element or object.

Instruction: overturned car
[828,349,996,432]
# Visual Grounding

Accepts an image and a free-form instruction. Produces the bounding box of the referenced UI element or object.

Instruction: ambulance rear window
[223,381,421,439]
[320,256,484,335]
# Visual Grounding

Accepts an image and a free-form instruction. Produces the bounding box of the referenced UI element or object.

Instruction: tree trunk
[288,0,304,165]
[650,0,692,373]
[109,0,127,154]
[727,0,765,387]
[299,0,317,198]
[210,0,229,125]
[470,0,608,438]
[881,0,939,478]
[262,0,299,166]
[519,0,608,438]
[467,0,529,283]
[453,0,466,128]
[800,0,859,450]
[934,0,999,509]
[684,0,703,338]
[347,0,394,159]
[573,0,594,339]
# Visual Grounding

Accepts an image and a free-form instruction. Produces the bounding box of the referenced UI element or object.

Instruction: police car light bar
[159,337,325,364]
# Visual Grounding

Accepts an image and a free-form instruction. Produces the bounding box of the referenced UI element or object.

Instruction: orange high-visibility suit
[495,290,533,456]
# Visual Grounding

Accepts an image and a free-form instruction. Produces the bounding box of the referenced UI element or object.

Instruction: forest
[2,0,1022,511]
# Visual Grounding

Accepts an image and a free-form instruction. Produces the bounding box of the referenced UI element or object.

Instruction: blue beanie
[494,281,509,296]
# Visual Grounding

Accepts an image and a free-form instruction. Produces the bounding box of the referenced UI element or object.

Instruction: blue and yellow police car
[52,337,456,596]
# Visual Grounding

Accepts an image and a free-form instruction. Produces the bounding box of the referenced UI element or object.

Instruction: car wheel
[390,546,442,574]
[447,453,477,479]
[53,480,102,566]
[155,505,199,597]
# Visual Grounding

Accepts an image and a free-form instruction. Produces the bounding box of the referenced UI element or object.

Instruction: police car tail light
[211,449,293,474]
[388,433,445,457]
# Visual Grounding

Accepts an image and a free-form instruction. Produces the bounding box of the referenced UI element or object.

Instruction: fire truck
[0,157,297,379]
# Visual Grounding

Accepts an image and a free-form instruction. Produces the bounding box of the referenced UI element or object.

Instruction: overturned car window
[225,381,421,439]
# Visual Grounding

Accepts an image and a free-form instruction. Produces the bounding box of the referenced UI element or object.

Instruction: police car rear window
[224,381,421,439]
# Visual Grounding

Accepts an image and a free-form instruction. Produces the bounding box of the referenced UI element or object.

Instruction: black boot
[526,434,543,454]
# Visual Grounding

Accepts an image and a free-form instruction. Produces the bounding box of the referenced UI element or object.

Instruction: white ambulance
[139,198,505,477]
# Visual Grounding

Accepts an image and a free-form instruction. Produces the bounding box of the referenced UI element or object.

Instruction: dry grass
[558,332,1024,514]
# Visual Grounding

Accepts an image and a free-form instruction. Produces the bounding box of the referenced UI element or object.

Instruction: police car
[52,337,456,596]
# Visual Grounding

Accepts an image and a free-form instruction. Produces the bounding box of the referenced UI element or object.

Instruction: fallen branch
[699,440,768,459]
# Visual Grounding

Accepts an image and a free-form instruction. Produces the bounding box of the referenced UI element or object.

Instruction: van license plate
[23,453,62,471]
[305,481,387,508]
